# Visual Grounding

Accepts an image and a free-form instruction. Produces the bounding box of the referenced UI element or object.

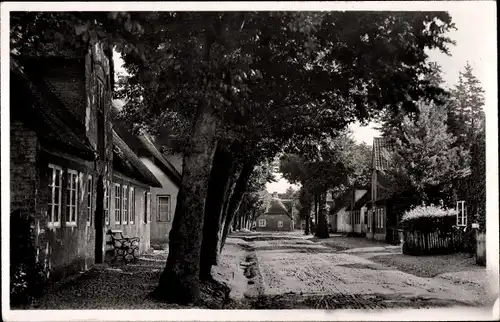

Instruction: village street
[222,232,494,309]
[28,231,495,310]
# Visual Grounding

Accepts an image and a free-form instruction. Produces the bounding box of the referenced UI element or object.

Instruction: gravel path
[244,233,495,308]
[24,232,496,310]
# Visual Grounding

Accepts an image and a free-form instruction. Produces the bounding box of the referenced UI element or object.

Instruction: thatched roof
[111,101,182,187]
[112,130,162,188]
[139,135,182,186]
[373,137,391,171]
[10,58,95,160]
[266,198,293,219]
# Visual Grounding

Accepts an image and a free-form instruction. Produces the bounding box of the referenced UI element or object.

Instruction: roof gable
[346,190,370,211]
[112,130,162,188]
[266,198,293,219]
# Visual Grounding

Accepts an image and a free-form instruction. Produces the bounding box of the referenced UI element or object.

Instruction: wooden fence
[402,229,465,255]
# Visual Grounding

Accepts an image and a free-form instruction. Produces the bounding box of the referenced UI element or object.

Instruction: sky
[110,7,494,194]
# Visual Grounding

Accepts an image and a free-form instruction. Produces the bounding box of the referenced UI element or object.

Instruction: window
[48,164,63,227]
[114,183,121,224]
[456,201,466,227]
[277,220,284,228]
[122,185,128,224]
[258,219,266,227]
[376,208,384,229]
[104,180,110,225]
[129,187,135,224]
[87,175,93,226]
[157,195,171,222]
[66,170,79,226]
[367,210,371,229]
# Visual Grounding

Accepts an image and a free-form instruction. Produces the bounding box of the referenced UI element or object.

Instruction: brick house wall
[10,41,114,281]
[255,213,294,231]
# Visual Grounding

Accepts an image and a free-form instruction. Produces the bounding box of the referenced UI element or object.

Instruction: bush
[400,205,457,233]
[10,210,48,307]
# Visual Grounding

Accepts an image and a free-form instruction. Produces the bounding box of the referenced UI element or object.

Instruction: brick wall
[9,40,115,281]
[10,121,50,271]
[255,214,294,232]
[37,151,97,280]
[10,121,39,216]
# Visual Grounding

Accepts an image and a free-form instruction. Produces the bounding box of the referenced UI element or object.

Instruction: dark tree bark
[200,158,244,269]
[304,216,310,235]
[154,104,219,304]
[219,161,256,252]
[315,192,330,238]
[299,187,312,235]
[314,194,319,234]
[199,143,235,281]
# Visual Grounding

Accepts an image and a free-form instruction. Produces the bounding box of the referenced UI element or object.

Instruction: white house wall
[336,208,352,233]
[140,157,179,244]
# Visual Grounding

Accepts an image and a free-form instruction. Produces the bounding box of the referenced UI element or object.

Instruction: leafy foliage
[446,63,486,230]
[382,100,471,206]
[400,205,458,233]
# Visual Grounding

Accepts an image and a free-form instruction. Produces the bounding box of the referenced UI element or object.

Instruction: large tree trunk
[154,104,219,304]
[199,143,236,281]
[219,162,256,252]
[200,159,244,270]
[315,192,330,238]
[299,187,312,235]
[304,216,310,235]
[314,194,319,234]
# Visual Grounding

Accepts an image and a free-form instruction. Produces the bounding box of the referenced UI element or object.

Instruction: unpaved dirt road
[223,232,497,309]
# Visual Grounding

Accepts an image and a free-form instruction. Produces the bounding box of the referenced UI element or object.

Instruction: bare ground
[21,231,495,310]
[235,232,495,309]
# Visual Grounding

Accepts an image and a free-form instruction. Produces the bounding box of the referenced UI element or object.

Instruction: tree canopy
[382,100,471,206]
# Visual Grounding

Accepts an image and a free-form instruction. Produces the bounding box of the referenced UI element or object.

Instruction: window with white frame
[129,187,135,224]
[377,208,384,229]
[258,219,266,227]
[122,185,129,224]
[48,164,63,227]
[456,201,466,227]
[157,195,171,222]
[104,180,110,225]
[114,183,121,224]
[66,170,79,226]
[87,175,93,226]
[277,220,284,228]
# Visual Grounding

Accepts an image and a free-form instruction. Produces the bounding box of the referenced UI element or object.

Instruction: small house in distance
[255,193,294,231]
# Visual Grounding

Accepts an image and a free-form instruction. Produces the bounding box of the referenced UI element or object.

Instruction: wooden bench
[106,229,140,263]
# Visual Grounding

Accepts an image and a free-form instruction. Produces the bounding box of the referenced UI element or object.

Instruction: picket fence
[402,229,465,255]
